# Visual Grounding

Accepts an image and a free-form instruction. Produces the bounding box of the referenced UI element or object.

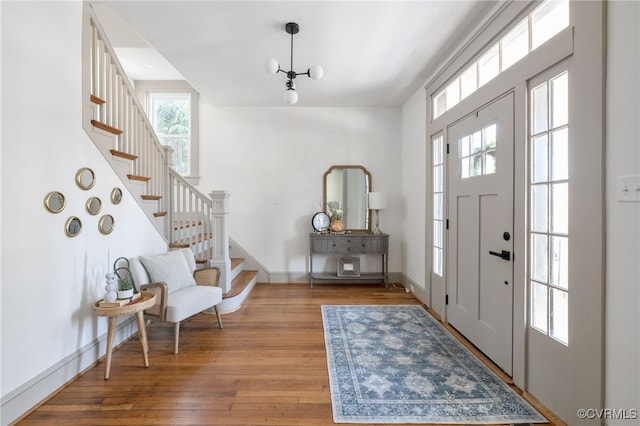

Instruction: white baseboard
[0,318,137,426]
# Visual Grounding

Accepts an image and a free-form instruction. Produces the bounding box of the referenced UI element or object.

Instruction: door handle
[489,249,511,261]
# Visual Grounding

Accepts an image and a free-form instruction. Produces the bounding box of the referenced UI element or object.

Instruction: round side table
[94,291,156,379]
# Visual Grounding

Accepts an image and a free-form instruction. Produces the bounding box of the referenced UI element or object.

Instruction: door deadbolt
[503,232,511,241]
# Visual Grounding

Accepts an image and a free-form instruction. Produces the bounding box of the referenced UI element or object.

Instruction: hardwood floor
[17,283,557,425]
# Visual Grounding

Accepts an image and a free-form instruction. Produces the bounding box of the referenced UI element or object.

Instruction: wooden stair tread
[91,119,123,135]
[153,212,167,217]
[173,220,203,230]
[169,242,190,249]
[110,149,138,160]
[170,234,213,247]
[231,257,244,270]
[224,270,257,299]
[141,195,162,201]
[127,174,151,182]
[90,94,105,105]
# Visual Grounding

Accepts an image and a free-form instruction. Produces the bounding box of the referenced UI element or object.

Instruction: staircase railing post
[163,145,174,240]
[210,190,232,294]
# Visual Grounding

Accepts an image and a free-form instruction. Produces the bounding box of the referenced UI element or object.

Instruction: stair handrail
[83,4,169,217]
[168,169,214,258]
[81,4,230,282]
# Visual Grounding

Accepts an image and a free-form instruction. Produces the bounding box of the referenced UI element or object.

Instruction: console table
[309,233,388,287]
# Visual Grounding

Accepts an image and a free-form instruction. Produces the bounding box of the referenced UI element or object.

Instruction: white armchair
[129,248,223,354]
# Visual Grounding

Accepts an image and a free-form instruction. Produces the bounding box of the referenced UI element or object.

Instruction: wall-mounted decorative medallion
[110,187,123,204]
[98,214,115,235]
[75,167,95,190]
[65,216,82,237]
[44,191,66,213]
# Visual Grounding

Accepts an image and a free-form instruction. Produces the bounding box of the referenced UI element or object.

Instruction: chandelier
[265,22,324,105]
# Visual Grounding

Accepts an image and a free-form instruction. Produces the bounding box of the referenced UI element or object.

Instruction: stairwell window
[149,92,191,175]
[138,81,200,184]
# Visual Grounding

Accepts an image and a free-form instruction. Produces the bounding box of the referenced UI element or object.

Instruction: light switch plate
[617,175,640,202]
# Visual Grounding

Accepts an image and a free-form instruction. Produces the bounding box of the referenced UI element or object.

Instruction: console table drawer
[311,237,335,253]
[334,237,362,254]
[362,236,387,253]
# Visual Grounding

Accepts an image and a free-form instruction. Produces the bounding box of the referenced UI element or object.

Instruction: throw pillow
[139,250,196,293]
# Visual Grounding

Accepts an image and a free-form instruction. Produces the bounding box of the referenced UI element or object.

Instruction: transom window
[459,123,497,179]
[433,0,569,119]
[529,71,569,345]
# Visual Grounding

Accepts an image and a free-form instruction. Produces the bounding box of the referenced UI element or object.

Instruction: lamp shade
[368,192,387,210]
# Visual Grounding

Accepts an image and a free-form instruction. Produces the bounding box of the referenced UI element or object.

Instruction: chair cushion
[165,285,223,323]
[139,250,196,294]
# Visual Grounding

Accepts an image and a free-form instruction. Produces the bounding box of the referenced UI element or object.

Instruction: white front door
[446,93,514,375]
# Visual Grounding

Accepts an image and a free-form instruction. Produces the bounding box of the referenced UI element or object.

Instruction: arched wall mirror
[323,165,371,232]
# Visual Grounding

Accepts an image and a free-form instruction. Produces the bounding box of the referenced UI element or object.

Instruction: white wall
[197,105,402,278]
[605,1,640,422]
[0,2,167,423]
[400,89,428,297]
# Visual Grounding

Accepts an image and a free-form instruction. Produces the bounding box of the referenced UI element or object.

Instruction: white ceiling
[91,1,499,107]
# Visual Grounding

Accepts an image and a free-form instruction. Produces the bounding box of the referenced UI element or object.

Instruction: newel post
[163,145,174,240]
[210,190,232,294]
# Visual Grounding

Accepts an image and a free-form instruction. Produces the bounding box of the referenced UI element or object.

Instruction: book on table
[98,292,141,307]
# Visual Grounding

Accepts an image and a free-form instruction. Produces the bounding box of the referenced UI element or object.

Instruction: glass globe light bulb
[265,58,279,74]
[284,89,298,105]
[309,65,324,80]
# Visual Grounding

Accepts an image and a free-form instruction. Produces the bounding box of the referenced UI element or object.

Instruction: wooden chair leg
[173,322,180,354]
[214,305,223,329]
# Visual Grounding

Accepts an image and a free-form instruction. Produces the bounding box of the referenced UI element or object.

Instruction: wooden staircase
[82,4,257,313]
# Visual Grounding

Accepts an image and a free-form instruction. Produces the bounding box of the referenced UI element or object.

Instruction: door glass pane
[551,128,569,181]
[532,281,549,333]
[551,183,568,234]
[531,184,548,233]
[460,64,477,100]
[433,221,442,248]
[550,288,569,344]
[502,19,529,71]
[484,150,496,174]
[532,82,548,134]
[532,135,548,183]
[484,124,497,149]
[433,137,443,165]
[446,79,461,110]
[471,154,482,177]
[433,247,443,276]
[551,72,569,127]
[532,0,569,50]
[471,130,482,154]
[461,157,470,179]
[551,236,569,289]
[460,135,470,157]
[433,165,443,192]
[433,193,443,220]
[478,45,499,86]
[531,233,548,283]
[433,92,446,119]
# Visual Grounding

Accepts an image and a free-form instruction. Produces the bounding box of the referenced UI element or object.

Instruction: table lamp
[368,192,387,235]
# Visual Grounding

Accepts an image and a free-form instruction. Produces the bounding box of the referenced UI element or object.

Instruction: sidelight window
[529,71,569,345]
[432,134,445,276]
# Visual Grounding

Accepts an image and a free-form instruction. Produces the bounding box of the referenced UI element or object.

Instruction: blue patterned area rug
[322,305,547,424]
